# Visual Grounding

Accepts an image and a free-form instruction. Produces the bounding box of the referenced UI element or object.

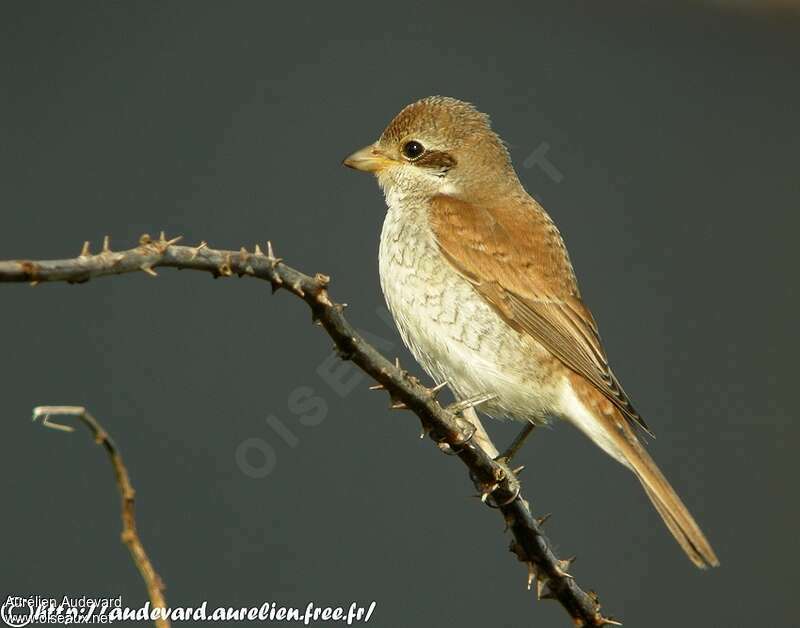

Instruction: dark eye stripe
[415,150,456,172]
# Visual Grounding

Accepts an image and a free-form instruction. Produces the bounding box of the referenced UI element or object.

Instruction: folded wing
[428,194,652,436]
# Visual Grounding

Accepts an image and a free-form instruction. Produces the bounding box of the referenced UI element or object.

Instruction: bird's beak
[342,143,394,173]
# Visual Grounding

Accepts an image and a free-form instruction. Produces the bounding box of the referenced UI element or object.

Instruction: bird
[343,96,718,569]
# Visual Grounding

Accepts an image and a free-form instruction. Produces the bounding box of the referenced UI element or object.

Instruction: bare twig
[32,406,169,628]
[5,236,619,626]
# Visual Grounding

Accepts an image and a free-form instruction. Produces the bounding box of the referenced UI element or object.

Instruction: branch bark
[3,234,620,626]
[32,405,169,628]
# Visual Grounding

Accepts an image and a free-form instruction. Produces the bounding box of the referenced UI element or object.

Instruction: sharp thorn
[394,357,401,369]
[140,265,158,277]
[159,230,166,242]
[102,235,111,253]
[165,235,182,246]
[80,241,91,257]
[239,246,249,260]
[369,383,385,391]
[537,579,553,600]
[29,280,39,287]
[218,254,233,277]
[536,574,549,599]
[526,563,535,591]
[601,618,623,626]
[254,243,264,256]
[536,513,552,526]
[512,465,525,475]
[390,402,408,410]
[266,241,283,267]
[559,556,577,571]
[190,241,207,260]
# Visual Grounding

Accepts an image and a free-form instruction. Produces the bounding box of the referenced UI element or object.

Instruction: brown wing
[429,194,652,436]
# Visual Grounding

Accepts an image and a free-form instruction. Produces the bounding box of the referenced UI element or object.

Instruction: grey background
[1,1,798,626]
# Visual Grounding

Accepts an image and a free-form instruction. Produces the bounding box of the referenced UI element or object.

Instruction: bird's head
[343,96,520,202]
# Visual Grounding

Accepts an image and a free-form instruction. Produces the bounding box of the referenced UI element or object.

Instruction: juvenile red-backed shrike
[343,96,718,568]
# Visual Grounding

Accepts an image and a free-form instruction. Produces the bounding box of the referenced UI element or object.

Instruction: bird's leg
[460,407,527,507]
[498,420,537,464]
[435,405,500,458]
[437,401,524,506]
[460,406,500,459]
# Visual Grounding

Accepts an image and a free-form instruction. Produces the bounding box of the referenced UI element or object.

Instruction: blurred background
[1,1,798,626]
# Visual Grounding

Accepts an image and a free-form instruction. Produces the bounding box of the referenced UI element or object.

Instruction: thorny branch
[3,234,620,626]
[31,405,169,628]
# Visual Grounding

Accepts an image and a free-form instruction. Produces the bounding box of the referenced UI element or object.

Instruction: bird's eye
[401,140,425,161]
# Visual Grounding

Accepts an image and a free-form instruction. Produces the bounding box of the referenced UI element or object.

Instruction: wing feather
[429,194,652,435]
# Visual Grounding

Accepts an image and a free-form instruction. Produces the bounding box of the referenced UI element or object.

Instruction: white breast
[377,195,560,424]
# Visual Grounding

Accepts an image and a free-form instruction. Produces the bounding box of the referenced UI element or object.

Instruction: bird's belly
[378,209,560,423]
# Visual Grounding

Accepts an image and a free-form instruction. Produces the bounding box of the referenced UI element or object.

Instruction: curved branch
[32,405,169,628]
[4,234,619,626]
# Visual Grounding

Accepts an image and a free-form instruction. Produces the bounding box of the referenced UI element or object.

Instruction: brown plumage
[428,193,652,436]
[344,95,719,569]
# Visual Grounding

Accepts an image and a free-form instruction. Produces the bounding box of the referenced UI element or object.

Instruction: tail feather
[562,379,719,568]
[625,437,720,569]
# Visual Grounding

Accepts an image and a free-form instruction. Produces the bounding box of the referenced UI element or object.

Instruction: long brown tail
[621,433,720,569]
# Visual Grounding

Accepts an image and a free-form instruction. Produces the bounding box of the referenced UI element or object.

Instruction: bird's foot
[474,456,522,508]
[434,393,496,456]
